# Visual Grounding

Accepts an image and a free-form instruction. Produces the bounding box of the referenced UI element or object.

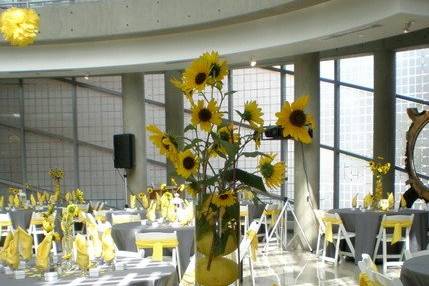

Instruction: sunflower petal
[291,95,309,110]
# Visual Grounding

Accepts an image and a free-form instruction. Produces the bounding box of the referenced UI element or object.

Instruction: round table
[105,210,147,224]
[0,254,176,286]
[111,222,194,276]
[328,208,429,261]
[400,255,429,286]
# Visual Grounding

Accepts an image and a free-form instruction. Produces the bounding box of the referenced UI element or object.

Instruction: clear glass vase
[373,176,383,209]
[61,231,74,272]
[194,192,240,286]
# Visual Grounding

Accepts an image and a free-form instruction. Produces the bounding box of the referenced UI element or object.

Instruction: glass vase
[373,176,383,209]
[61,231,74,272]
[194,192,240,286]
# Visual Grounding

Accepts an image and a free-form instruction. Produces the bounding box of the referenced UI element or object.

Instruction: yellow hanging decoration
[0,7,40,47]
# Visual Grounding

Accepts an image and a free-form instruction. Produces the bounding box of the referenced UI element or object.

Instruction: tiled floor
[241,245,401,286]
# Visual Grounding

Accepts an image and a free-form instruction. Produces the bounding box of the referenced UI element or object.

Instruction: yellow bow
[322,217,342,243]
[16,227,33,261]
[382,219,412,244]
[359,273,382,286]
[74,234,90,270]
[36,233,53,271]
[101,228,116,263]
[246,230,258,261]
[30,194,37,207]
[136,238,178,261]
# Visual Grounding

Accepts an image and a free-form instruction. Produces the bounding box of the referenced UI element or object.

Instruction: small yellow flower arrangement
[369,156,391,209]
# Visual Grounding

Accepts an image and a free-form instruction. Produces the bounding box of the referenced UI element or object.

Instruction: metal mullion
[321,77,374,93]
[394,166,429,181]
[228,70,233,121]
[72,78,80,188]
[333,59,340,209]
[396,94,429,106]
[18,79,27,190]
[280,65,287,197]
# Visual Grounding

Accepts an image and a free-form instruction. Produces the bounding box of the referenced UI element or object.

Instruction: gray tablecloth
[111,222,194,276]
[329,208,429,261]
[105,210,147,224]
[400,255,429,286]
[0,255,176,286]
[6,209,34,229]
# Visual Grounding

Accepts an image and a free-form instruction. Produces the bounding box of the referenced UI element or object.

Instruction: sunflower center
[195,72,207,85]
[219,131,230,141]
[218,194,230,200]
[242,110,252,121]
[183,156,196,170]
[198,108,212,122]
[260,163,274,179]
[209,64,221,78]
[289,110,306,127]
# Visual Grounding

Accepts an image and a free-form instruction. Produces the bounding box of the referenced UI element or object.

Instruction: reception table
[400,255,429,286]
[111,222,194,276]
[0,254,177,286]
[328,208,429,261]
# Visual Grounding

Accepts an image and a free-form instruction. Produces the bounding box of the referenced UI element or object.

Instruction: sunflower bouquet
[147,51,291,285]
[48,168,64,204]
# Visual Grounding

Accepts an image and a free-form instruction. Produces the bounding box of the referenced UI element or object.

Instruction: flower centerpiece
[0,7,40,47]
[147,51,314,285]
[36,204,60,273]
[60,204,82,270]
[48,168,64,204]
[369,156,391,209]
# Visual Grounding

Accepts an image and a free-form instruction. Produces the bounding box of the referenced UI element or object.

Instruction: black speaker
[113,134,135,169]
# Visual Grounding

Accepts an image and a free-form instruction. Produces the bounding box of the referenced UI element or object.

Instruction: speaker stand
[123,171,128,207]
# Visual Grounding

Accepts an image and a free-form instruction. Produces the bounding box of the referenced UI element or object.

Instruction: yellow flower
[147,187,153,194]
[146,125,178,161]
[218,124,240,144]
[171,77,194,102]
[0,7,39,47]
[183,57,211,92]
[48,168,64,179]
[257,154,286,189]
[275,95,314,144]
[242,101,264,128]
[185,182,201,197]
[253,128,264,149]
[212,191,237,208]
[175,149,199,179]
[200,51,229,84]
[191,99,223,132]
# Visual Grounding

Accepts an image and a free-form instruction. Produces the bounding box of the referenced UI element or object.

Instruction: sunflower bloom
[175,149,199,179]
[171,77,194,102]
[212,191,237,208]
[257,154,286,189]
[242,101,264,128]
[275,95,314,144]
[183,57,211,92]
[146,125,178,161]
[200,51,229,84]
[191,99,223,132]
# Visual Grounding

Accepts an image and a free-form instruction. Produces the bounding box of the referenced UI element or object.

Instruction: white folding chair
[239,220,263,286]
[0,213,12,246]
[111,213,141,225]
[135,231,182,281]
[314,209,327,257]
[320,212,355,266]
[260,203,281,245]
[372,214,414,274]
[240,205,250,235]
[358,253,403,286]
[29,211,58,255]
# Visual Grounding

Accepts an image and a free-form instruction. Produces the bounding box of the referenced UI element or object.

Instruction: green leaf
[184,124,196,133]
[242,151,268,158]
[235,110,243,119]
[219,140,239,157]
[224,168,267,193]
[224,90,237,96]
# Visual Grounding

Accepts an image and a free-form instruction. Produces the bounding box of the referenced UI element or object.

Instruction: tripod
[262,197,313,252]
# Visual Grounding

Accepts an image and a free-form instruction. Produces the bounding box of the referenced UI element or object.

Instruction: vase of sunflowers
[147,51,314,286]
[369,156,391,210]
[48,168,64,204]
[61,204,81,271]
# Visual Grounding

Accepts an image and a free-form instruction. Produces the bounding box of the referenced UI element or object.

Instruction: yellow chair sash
[136,238,178,261]
[30,218,44,225]
[359,273,382,286]
[0,220,11,227]
[381,219,412,244]
[264,209,281,225]
[246,230,258,261]
[322,217,342,243]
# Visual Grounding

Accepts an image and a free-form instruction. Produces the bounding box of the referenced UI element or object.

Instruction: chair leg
[373,236,380,262]
[343,234,356,259]
[175,247,182,281]
[334,237,341,266]
[382,234,387,274]
[316,229,321,257]
[249,256,255,286]
[322,237,327,263]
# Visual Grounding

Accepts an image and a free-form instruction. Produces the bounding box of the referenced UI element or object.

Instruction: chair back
[239,220,262,261]
[135,231,179,261]
[380,214,414,237]
[0,213,11,227]
[111,213,141,225]
[314,209,327,233]
[240,205,249,217]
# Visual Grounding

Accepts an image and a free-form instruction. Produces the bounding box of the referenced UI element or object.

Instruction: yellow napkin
[351,194,358,208]
[166,203,176,222]
[359,272,382,286]
[36,233,53,271]
[13,195,20,208]
[129,194,136,209]
[5,232,19,269]
[0,196,3,208]
[37,192,42,204]
[30,194,37,207]
[146,201,156,222]
[387,192,394,210]
[155,192,161,211]
[16,227,33,261]
[0,232,14,264]
[139,193,149,209]
[101,228,116,263]
[86,222,102,259]
[322,217,342,243]
[400,194,407,208]
[8,194,14,207]
[382,219,412,244]
[43,191,49,203]
[247,230,258,261]
[74,234,90,270]
[363,193,373,209]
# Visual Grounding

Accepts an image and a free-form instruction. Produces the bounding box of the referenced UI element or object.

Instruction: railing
[0,0,97,8]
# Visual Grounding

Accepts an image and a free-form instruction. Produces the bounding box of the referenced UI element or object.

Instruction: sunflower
[253,127,264,150]
[185,182,201,197]
[146,125,178,161]
[183,57,211,92]
[200,51,229,84]
[171,77,194,102]
[218,124,240,144]
[175,149,199,179]
[257,154,286,189]
[275,95,314,144]
[242,101,264,128]
[212,191,237,208]
[191,99,223,132]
